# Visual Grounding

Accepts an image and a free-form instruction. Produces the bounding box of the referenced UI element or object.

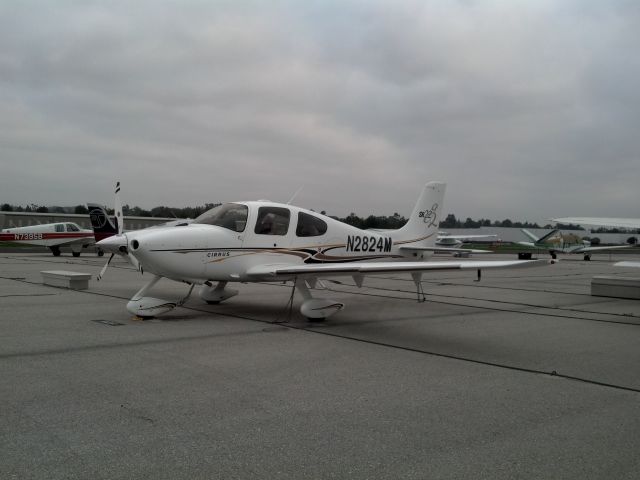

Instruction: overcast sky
[1,0,639,222]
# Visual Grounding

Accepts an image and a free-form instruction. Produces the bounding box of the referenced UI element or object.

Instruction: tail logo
[418,203,439,227]
[89,208,108,229]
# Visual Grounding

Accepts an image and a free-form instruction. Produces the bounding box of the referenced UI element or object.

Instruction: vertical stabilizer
[392,182,446,246]
[87,203,118,242]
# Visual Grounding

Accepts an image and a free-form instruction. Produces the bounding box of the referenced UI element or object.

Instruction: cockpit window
[255,207,290,235]
[55,224,65,233]
[66,223,80,232]
[194,203,248,232]
[296,212,327,237]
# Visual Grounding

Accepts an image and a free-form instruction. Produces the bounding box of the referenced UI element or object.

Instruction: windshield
[194,203,248,232]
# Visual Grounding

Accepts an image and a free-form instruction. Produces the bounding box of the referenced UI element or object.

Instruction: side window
[66,223,80,232]
[255,207,290,236]
[296,212,327,237]
[55,224,64,233]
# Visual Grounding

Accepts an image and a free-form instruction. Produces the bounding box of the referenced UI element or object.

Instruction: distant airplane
[517,228,634,260]
[0,222,95,257]
[436,232,498,247]
[96,181,553,320]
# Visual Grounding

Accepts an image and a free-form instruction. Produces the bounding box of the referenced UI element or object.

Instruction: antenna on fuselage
[286,186,304,205]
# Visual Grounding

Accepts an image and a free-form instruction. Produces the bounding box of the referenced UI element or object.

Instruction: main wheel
[72,252,81,257]
[50,246,61,257]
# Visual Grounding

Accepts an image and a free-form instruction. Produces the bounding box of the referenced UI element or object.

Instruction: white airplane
[0,222,95,256]
[436,232,498,247]
[97,181,552,320]
[517,228,633,260]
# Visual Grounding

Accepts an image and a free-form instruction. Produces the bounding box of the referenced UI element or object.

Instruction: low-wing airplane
[97,181,552,320]
[436,233,498,247]
[517,228,633,260]
[0,222,95,256]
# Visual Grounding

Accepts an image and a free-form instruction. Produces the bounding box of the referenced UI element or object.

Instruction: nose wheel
[126,275,195,318]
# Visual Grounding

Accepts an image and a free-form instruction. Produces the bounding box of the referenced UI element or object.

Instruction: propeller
[97,253,114,281]
[126,243,142,273]
[97,181,134,281]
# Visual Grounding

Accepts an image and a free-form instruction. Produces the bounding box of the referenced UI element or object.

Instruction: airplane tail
[87,203,118,242]
[521,229,539,242]
[521,228,559,245]
[391,181,446,247]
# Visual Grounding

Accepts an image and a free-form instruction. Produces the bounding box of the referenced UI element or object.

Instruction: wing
[615,261,640,268]
[571,244,635,253]
[247,259,550,280]
[552,217,640,229]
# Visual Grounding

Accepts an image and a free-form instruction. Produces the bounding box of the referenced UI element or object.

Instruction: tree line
[1,203,637,233]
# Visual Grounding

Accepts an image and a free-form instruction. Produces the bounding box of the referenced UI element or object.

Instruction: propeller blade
[97,253,115,281]
[114,181,123,235]
[127,251,141,273]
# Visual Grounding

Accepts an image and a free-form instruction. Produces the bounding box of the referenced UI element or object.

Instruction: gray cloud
[1,0,639,221]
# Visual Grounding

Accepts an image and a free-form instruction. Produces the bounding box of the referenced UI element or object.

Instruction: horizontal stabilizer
[521,228,558,245]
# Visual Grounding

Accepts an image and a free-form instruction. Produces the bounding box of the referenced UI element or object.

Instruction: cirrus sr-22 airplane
[97,181,552,321]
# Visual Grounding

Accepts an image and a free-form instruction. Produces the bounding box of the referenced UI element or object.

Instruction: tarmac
[1,250,639,479]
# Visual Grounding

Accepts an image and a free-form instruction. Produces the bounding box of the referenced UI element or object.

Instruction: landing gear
[50,246,61,257]
[97,249,105,257]
[72,252,81,257]
[584,254,591,261]
[296,280,344,321]
[199,281,238,304]
[126,275,195,318]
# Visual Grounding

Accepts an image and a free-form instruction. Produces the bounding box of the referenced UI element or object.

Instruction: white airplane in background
[517,228,634,260]
[0,222,95,257]
[96,181,552,320]
[436,233,497,246]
